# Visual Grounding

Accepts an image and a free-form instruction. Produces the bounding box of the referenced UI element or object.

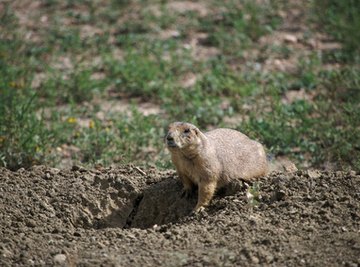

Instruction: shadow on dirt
[74,168,249,230]
[88,178,197,229]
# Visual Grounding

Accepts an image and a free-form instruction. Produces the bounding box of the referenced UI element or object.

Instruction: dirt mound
[1,165,359,266]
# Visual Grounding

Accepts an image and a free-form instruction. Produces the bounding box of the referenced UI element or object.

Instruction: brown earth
[1,165,359,266]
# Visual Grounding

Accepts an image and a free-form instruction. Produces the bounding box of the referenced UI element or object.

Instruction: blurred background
[0,0,359,171]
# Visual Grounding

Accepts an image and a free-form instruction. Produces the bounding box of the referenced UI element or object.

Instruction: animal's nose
[166,134,176,147]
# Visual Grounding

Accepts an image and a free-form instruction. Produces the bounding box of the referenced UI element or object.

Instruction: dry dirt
[1,165,359,266]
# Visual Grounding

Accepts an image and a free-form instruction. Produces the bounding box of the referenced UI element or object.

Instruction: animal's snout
[166,134,177,147]
[166,134,173,141]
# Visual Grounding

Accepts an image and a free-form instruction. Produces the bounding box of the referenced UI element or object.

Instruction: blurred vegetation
[314,0,360,60]
[0,0,359,171]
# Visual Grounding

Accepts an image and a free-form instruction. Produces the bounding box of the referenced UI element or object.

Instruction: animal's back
[205,128,268,181]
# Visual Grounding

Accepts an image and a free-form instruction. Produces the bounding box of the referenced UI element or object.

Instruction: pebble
[284,34,298,43]
[26,219,37,228]
[251,255,260,264]
[53,254,67,265]
[307,170,321,179]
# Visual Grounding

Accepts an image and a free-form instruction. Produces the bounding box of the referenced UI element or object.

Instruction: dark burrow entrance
[74,175,245,230]
[76,178,197,230]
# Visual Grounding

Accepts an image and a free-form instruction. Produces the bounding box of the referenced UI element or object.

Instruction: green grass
[247,182,261,206]
[198,0,281,54]
[63,108,167,167]
[0,0,359,171]
[313,0,360,60]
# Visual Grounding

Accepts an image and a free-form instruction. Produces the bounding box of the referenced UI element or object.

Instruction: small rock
[48,168,60,175]
[159,29,180,39]
[307,170,321,179]
[163,231,172,239]
[2,247,12,258]
[81,174,95,183]
[17,168,26,173]
[71,165,86,172]
[127,233,136,239]
[97,242,105,249]
[283,161,298,173]
[171,229,180,236]
[266,254,274,262]
[26,219,37,228]
[251,255,260,264]
[53,254,66,265]
[40,15,48,23]
[307,38,318,48]
[270,157,298,173]
[284,34,297,43]
[336,171,343,177]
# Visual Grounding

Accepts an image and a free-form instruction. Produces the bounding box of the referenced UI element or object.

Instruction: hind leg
[194,181,217,212]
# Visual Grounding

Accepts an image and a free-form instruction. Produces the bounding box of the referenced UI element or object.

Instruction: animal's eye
[184,128,190,134]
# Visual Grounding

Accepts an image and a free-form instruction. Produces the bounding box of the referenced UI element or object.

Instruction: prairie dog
[165,122,268,212]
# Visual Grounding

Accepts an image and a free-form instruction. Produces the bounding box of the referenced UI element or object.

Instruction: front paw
[192,205,206,213]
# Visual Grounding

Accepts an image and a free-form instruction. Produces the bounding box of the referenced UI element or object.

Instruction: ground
[1,165,359,266]
[1,1,360,266]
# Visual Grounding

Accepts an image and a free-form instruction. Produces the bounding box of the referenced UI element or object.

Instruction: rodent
[165,122,268,212]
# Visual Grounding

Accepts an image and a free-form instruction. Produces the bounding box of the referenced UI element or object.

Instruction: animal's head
[165,122,202,155]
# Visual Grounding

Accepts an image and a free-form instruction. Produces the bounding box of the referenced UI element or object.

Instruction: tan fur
[165,122,268,212]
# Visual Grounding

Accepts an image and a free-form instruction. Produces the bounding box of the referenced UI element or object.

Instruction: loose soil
[1,165,359,266]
